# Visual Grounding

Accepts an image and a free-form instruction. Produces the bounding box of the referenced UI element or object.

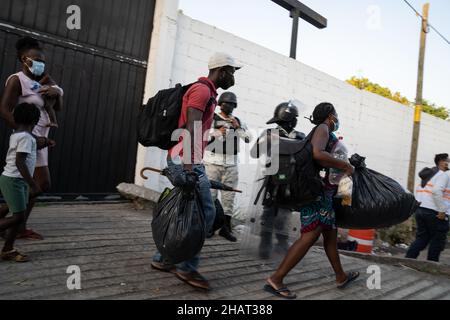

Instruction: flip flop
[264,284,297,300]
[337,271,360,289]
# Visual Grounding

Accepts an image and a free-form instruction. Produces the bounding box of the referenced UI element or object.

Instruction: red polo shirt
[169,77,217,163]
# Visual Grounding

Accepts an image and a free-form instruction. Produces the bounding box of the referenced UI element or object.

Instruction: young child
[0,103,42,262]
[39,74,59,128]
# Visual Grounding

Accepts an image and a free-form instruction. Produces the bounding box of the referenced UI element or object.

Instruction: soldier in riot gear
[251,102,306,259]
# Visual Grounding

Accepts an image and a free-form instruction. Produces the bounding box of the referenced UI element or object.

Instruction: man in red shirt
[152,53,242,291]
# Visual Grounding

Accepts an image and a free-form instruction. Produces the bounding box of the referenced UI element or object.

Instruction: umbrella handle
[141,167,242,193]
[140,167,163,180]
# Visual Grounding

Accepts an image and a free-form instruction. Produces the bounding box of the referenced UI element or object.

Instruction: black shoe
[349,241,358,252]
[219,215,237,242]
[219,226,237,242]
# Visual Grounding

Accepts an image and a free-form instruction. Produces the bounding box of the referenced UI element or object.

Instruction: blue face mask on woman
[331,115,340,132]
[26,58,45,77]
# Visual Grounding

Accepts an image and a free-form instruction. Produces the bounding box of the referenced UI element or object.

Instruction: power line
[429,24,450,46]
[402,0,450,46]
[402,0,422,17]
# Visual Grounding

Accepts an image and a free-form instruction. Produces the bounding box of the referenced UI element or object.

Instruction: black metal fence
[0,0,155,195]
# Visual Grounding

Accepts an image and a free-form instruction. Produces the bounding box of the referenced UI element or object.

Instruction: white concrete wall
[136,11,450,216]
[135,0,179,190]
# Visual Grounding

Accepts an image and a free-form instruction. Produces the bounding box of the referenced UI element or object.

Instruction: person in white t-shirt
[0,103,41,262]
[406,154,450,262]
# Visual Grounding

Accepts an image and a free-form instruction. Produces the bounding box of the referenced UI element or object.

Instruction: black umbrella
[140,167,242,193]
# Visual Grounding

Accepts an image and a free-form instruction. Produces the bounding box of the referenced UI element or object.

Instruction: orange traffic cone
[347,229,375,254]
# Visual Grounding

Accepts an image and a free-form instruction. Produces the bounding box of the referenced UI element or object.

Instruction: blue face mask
[332,116,340,132]
[26,58,45,77]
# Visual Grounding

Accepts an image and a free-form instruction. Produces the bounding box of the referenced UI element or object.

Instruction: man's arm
[16,153,41,197]
[432,174,449,218]
[235,120,252,143]
[311,124,354,176]
[184,107,204,171]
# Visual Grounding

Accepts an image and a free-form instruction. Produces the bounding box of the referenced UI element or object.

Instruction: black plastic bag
[335,154,419,229]
[152,187,205,264]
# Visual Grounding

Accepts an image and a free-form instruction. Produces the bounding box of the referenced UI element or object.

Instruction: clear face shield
[287,99,306,112]
[238,99,307,263]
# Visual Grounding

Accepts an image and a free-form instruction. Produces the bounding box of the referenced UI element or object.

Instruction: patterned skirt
[299,189,337,234]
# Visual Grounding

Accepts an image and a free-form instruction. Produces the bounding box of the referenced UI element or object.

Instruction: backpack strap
[196,80,216,112]
[305,126,319,142]
[254,176,270,205]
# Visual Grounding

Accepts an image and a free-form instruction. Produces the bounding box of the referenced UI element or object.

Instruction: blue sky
[179,0,450,109]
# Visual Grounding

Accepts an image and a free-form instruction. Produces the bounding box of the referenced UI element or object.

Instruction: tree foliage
[346,77,449,120]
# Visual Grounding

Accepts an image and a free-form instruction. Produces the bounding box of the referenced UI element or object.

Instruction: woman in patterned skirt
[264,102,360,299]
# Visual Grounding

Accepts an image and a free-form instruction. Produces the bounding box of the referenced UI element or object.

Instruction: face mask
[221,105,235,116]
[220,70,235,90]
[331,116,340,132]
[26,58,45,77]
[281,118,297,133]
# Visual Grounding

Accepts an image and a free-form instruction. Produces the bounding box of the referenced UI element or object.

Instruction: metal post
[407,3,430,192]
[290,9,300,59]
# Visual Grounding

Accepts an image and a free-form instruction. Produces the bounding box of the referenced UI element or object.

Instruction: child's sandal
[1,249,29,262]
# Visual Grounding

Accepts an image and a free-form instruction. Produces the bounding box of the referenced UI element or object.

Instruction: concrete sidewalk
[0,203,450,300]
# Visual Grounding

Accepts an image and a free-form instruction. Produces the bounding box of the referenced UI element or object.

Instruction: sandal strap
[2,249,18,255]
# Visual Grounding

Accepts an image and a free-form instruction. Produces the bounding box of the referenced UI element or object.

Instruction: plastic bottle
[329,137,349,185]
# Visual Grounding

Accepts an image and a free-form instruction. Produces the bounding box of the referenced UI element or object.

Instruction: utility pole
[272,0,327,59]
[407,3,430,192]
[290,8,300,59]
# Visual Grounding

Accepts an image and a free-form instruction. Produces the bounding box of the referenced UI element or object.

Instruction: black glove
[165,167,199,190]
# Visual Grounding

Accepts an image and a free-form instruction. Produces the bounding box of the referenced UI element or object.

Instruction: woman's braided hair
[305,102,336,125]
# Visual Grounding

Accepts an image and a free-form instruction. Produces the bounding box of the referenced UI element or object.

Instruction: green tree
[421,99,449,120]
[346,77,449,120]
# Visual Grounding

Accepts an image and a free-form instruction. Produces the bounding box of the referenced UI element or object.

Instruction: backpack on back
[255,127,323,209]
[137,81,214,150]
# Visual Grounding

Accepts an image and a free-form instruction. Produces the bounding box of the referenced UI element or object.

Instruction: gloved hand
[165,167,199,190]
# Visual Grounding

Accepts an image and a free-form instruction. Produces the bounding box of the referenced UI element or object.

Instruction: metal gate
[0,0,155,197]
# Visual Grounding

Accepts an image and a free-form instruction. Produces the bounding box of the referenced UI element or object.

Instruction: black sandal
[337,271,360,289]
[264,283,297,300]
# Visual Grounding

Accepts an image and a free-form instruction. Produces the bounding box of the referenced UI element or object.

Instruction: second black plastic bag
[335,154,419,229]
[152,187,205,264]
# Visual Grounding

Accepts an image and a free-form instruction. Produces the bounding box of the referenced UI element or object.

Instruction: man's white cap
[208,52,243,70]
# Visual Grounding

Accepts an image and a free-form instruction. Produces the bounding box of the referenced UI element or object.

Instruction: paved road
[0,203,450,300]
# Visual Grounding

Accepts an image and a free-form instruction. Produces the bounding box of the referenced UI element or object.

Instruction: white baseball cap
[208,52,243,70]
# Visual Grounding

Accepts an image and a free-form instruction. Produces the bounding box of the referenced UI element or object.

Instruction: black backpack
[137,80,215,150]
[255,127,323,209]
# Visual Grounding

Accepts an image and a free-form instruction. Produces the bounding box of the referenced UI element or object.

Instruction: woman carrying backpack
[264,102,359,299]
